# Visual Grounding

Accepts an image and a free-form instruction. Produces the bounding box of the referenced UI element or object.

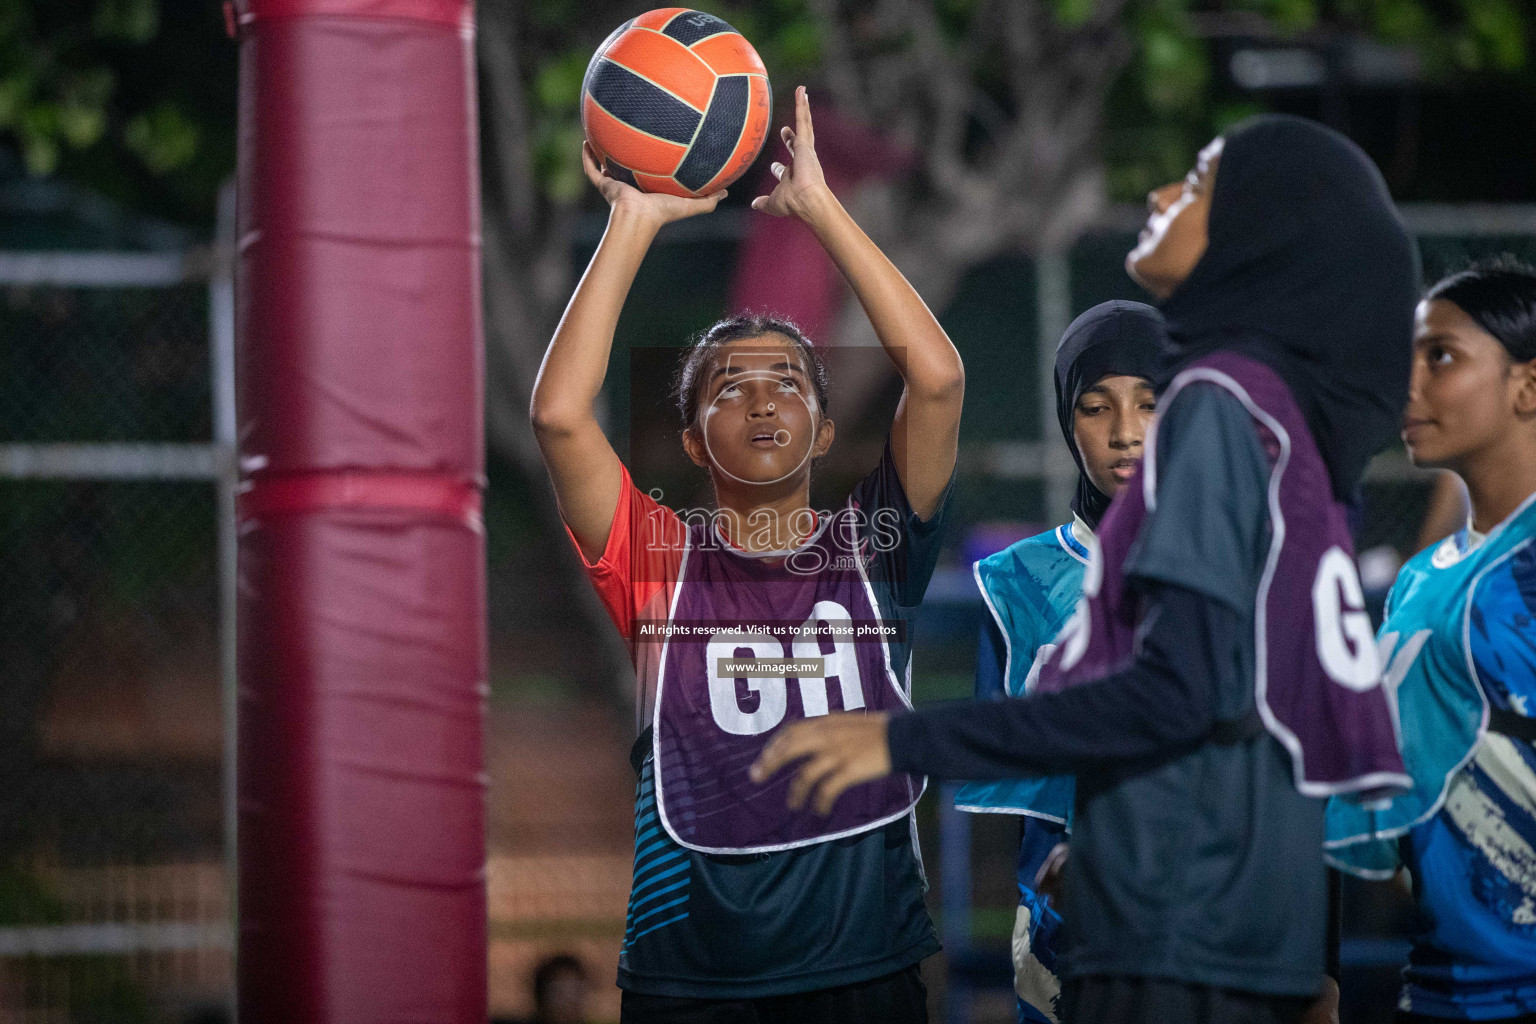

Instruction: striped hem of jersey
[632,855,687,894]
[628,911,692,944]
[627,757,691,951]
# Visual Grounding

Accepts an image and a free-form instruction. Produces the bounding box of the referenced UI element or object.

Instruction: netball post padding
[234,1,486,1020]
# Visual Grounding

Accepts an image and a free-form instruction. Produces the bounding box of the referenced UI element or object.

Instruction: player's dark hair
[531,953,586,1008]
[673,313,830,430]
[1426,257,1536,363]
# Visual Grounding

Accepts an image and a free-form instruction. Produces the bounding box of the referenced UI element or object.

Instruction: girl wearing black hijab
[754,114,1416,1024]
[954,301,1164,1023]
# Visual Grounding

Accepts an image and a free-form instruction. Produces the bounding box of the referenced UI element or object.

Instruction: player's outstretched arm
[753,582,1230,816]
[753,86,963,520]
[530,144,725,562]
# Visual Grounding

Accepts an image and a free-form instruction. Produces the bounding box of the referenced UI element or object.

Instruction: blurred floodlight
[1231,39,1420,91]
[1231,48,1327,89]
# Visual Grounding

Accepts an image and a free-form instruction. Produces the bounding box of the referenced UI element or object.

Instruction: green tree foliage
[0,0,1528,226]
[0,0,155,176]
[513,0,1533,211]
[0,0,235,225]
[1107,0,1535,200]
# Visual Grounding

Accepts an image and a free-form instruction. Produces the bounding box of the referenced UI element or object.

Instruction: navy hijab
[1159,114,1420,501]
[1055,300,1167,528]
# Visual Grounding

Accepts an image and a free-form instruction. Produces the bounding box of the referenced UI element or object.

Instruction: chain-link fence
[0,236,235,1023]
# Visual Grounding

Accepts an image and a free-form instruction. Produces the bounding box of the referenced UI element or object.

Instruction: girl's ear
[1513,358,1536,418]
[682,425,711,468]
[814,417,836,457]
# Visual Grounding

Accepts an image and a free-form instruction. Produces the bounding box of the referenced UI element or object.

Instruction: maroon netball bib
[652,510,924,853]
[1037,352,1409,797]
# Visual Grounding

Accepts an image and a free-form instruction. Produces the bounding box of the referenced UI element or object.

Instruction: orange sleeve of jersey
[561,462,685,648]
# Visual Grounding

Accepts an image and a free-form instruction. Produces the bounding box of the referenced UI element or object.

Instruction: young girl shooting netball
[530,87,963,1022]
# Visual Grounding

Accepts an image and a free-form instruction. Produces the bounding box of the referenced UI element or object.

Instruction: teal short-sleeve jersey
[1327,491,1536,1018]
[953,521,1089,823]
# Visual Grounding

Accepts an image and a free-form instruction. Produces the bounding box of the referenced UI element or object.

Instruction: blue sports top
[953,519,1089,824]
[955,519,1087,1023]
[1327,489,1536,1019]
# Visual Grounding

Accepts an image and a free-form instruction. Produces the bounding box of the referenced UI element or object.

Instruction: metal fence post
[1035,252,1075,521]
[210,179,240,1024]
[939,784,973,1024]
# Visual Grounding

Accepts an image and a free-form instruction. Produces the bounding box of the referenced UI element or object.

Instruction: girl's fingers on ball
[580,143,602,182]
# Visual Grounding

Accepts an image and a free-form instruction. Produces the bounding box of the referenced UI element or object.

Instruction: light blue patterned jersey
[1327,491,1536,1019]
[954,522,1088,823]
[955,521,1089,1024]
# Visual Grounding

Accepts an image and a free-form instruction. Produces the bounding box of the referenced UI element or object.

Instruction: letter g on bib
[1312,546,1381,691]
[707,632,788,735]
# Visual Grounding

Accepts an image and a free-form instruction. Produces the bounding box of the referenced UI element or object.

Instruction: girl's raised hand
[751,86,829,221]
[582,141,725,226]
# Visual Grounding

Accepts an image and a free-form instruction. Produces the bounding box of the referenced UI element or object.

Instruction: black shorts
[1063,975,1311,1024]
[618,964,928,1024]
